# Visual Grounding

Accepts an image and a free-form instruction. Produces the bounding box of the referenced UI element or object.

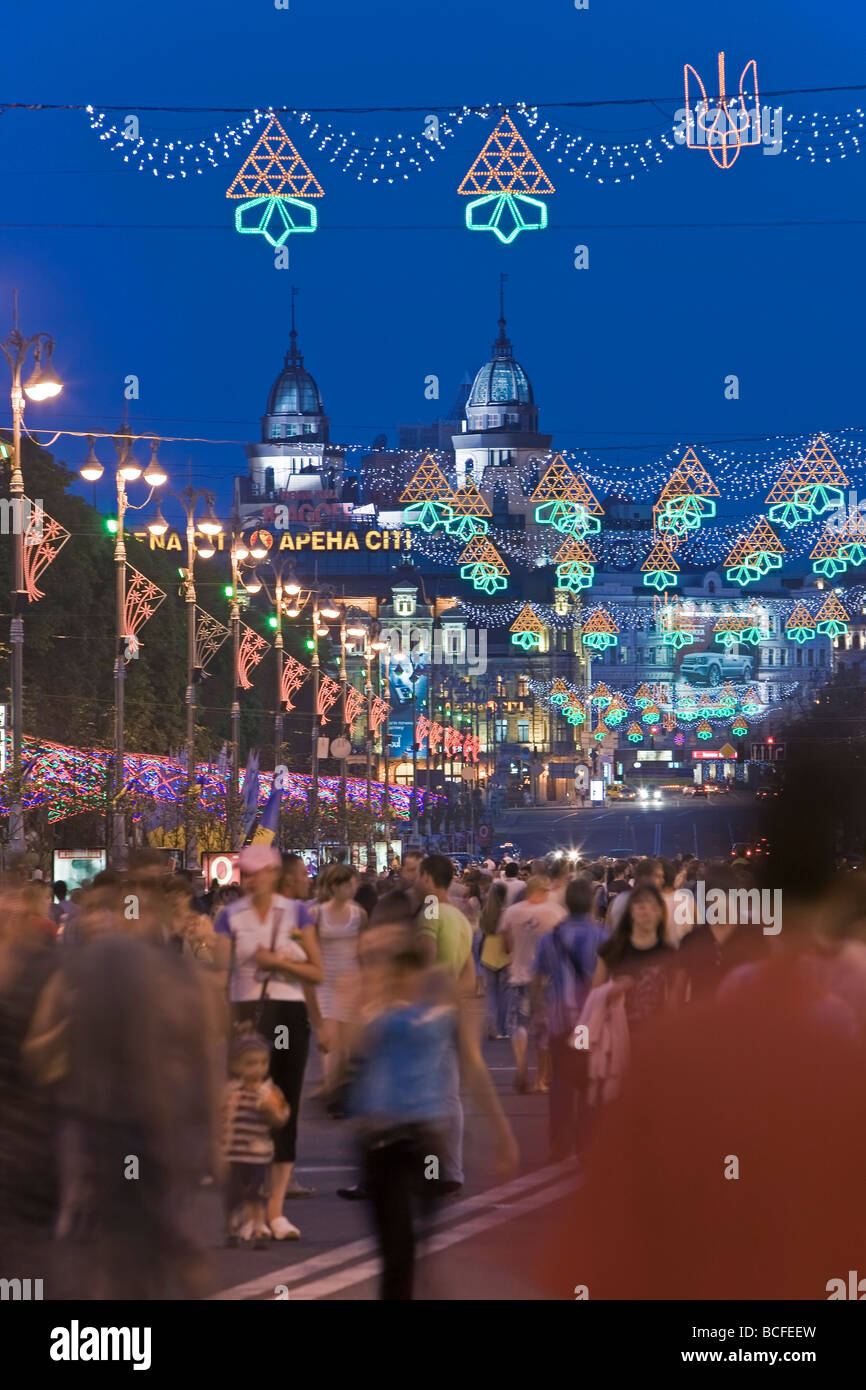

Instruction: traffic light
[268,616,278,630]
[105,518,118,534]
[223,584,233,598]
[305,638,315,651]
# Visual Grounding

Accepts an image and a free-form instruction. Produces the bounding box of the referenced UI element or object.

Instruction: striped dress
[222,1080,285,1163]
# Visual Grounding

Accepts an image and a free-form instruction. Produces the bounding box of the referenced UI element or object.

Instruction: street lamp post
[1,293,63,853]
[81,428,165,866]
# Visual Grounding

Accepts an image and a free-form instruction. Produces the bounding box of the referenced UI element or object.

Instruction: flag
[248,783,284,847]
[241,749,260,836]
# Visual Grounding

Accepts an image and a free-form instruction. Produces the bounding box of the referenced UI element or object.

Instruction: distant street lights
[1,292,63,853]
[148,485,221,867]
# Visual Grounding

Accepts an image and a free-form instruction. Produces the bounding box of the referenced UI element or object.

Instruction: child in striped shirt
[223,1032,290,1247]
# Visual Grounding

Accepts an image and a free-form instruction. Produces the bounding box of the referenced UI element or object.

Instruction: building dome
[464,312,538,436]
[468,328,534,409]
[266,353,323,417]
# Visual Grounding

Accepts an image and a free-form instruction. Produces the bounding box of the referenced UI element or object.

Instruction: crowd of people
[2,839,865,1300]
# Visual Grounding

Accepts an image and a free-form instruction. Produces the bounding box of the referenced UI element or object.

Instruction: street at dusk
[1,0,866,1367]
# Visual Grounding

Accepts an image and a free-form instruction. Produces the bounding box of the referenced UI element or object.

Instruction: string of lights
[83,100,866,182]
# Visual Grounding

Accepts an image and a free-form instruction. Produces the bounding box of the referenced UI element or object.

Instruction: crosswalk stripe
[211,1158,579,1301]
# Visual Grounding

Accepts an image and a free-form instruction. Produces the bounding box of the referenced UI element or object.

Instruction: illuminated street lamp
[1,293,63,851]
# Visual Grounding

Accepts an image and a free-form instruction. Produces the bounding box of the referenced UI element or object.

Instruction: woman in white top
[213,844,323,1241]
[306,864,366,1098]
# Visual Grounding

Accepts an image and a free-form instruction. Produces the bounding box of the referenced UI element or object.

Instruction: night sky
[2,0,864,524]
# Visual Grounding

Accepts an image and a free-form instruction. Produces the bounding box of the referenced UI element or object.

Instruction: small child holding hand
[222,1031,290,1247]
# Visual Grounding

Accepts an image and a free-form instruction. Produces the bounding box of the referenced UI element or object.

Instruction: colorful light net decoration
[457,111,554,243]
[458,536,509,594]
[22,499,70,602]
[549,678,570,706]
[123,567,167,662]
[683,51,761,171]
[279,655,310,710]
[400,456,455,533]
[654,449,719,541]
[815,592,850,638]
[592,710,607,741]
[553,535,596,592]
[661,712,677,733]
[195,607,230,673]
[642,537,680,592]
[0,737,438,825]
[443,481,491,543]
[731,716,748,738]
[581,608,619,652]
[509,603,546,649]
[626,722,644,743]
[227,115,324,247]
[696,718,714,740]
[531,455,603,537]
[590,682,612,708]
[634,683,654,709]
[741,687,762,715]
[785,602,817,644]
[724,518,785,587]
[642,702,661,726]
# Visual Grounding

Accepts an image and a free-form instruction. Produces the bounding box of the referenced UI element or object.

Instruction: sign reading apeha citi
[134,526,410,554]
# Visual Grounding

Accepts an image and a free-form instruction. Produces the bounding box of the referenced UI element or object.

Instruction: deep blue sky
[2,0,864,523]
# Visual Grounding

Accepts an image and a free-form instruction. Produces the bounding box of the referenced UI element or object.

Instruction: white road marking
[289,1174,581,1300]
[211,1159,579,1301]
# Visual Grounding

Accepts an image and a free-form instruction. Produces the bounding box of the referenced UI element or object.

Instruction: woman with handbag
[213,844,323,1242]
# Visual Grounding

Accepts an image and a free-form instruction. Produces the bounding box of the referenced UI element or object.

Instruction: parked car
[678,650,754,686]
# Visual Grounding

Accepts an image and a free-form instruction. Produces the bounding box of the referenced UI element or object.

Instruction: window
[394,762,414,786]
[518,720,530,743]
[807,648,814,666]
[620,646,629,663]
[647,647,656,665]
[395,594,415,617]
[517,677,529,697]
[819,646,827,665]
[495,719,508,742]
[264,466,275,495]
[780,649,787,666]
[303,423,314,435]
[766,649,774,667]
[796,648,803,666]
